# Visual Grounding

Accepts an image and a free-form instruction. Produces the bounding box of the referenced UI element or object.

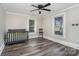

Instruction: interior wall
[5,12,42,38]
[0,4,6,54]
[42,5,79,45]
[6,13,29,32]
[66,6,79,44]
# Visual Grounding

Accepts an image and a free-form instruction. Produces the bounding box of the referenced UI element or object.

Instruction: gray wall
[42,5,79,45]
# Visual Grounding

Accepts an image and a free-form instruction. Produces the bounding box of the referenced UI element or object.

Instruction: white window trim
[52,12,66,39]
[27,18,36,35]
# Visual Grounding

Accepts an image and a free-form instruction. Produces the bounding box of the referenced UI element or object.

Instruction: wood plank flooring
[1,38,79,56]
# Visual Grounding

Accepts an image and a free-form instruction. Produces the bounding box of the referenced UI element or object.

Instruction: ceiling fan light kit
[39,11,41,14]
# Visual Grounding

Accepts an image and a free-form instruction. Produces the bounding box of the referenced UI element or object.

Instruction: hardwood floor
[1,38,79,56]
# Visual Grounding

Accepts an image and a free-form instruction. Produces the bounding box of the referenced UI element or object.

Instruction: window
[53,12,66,39]
[29,20,35,32]
[27,19,36,33]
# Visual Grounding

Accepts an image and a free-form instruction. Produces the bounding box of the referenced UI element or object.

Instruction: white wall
[5,12,42,38]
[66,6,79,44]
[6,13,29,32]
[0,5,6,55]
[42,5,79,47]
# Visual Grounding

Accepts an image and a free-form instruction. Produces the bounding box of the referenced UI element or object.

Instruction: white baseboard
[44,36,79,50]
[0,43,5,55]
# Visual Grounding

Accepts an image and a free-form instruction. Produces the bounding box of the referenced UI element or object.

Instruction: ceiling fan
[31,3,51,14]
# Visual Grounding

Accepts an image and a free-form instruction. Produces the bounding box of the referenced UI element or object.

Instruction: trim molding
[44,36,79,50]
[6,12,38,17]
[6,11,29,17]
[27,18,37,34]
[53,4,79,15]
[0,44,5,55]
[53,12,66,39]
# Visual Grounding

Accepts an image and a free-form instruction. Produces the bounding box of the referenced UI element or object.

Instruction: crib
[4,29,29,45]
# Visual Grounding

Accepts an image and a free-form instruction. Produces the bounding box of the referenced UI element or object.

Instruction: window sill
[29,32,36,35]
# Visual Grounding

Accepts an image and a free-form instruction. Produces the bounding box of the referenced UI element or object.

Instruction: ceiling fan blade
[32,5,38,8]
[42,9,51,11]
[43,3,51,7]
[31,9,39,12]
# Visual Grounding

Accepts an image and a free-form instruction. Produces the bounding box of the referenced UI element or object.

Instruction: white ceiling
[1,3,78,16]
